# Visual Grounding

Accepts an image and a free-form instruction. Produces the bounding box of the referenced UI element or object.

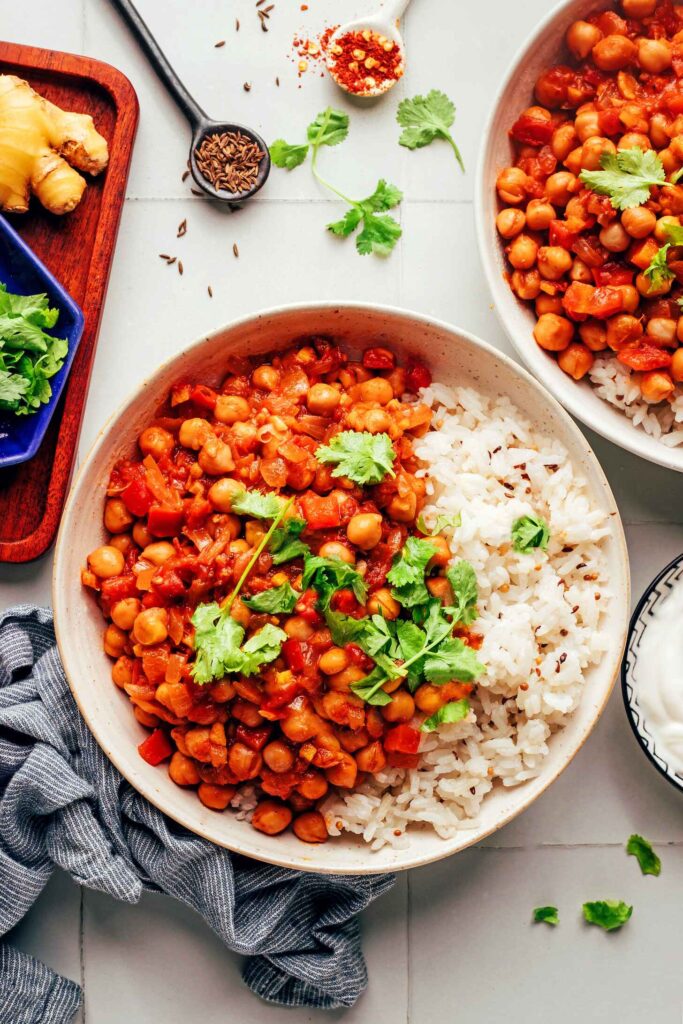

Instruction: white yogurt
[638,581,683,776]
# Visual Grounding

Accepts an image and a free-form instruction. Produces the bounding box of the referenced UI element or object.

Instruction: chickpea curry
[496,0,683,406]
[82,341,486,845]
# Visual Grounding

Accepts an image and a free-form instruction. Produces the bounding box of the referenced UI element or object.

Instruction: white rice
[589,356,683,447]
[321,381,611,850]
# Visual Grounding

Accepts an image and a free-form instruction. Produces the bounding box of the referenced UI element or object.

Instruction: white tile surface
[2,1,683,1021]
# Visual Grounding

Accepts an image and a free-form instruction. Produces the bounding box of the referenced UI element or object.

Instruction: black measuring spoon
[111,0,270,203]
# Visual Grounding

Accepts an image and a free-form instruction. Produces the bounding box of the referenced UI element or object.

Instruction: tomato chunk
[299,493,341,530]
[510,113,554,146]
[548,219,578,250]
[384,724,421,754]
[362,347,396,370]
[190,384,218,411]
[405,360,432,392]
[138,728,173,766]
[591,262,633,287]
[121,477,153,517]
[147,505,185,537]
[617,342,673,371]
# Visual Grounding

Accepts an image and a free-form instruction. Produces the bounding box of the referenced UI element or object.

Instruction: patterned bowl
[622,554,683,795]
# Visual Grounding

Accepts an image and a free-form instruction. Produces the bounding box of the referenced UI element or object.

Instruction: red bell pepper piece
[405,360,432,392]
[295,589,324,626]
[138,728,173,766]
[282,639,310,673]
[147,505,185,537]
[597,108,621,136]
[617,342,673,371]
[121,477,153,517]
[190,384,218,411]
[299,493,341,530]
[330,589,361,615]
[548,219,578,250]
[235,724,272,751]
[100,574,139,605]
[362,347,396,370]
[386,751,420,769]
[591,262,633,287]
[384,724,421,755]
[346,643,374,672]
[587,285,624,319]
[509,113,554,147]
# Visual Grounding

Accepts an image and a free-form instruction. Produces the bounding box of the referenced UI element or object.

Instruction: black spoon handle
[110,0,207,128]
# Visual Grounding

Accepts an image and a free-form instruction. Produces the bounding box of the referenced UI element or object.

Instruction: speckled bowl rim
[621,552,683,795]
[53,301,630,874]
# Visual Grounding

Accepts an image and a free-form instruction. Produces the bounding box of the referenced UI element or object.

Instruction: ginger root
[0,75,109,216]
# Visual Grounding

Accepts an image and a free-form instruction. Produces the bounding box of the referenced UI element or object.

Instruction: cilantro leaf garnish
[511,515,550,554]
[316,430,396,485]
[420,698,470,732]
[388,536,437,608]
[582,900,633,932]
[626,834,661,877]
[446,561,478,626]
[324,607,367,646]
[231,489,286,520]
[579,148,666,211]
[644,244,675,292]
[271,108,402,257]
[269,517,311,565]
[533,906,559,926]
[0,370,29,405]
[417,511,461,536]
[302,553,368,606]
[397,89,465,172]
[243,581,299,614]
[239,623,289,676]
[0,282,68,415]
[423,636,484,684]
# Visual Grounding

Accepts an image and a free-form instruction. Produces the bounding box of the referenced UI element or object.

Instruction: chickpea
[566,20,602,60]
[533,313,574,352]
[357,378,394,406]
[544,171,577,207]
[655,216,681,244]
[564,147,584,176]
[229,539,250,555]
[598,221,630,253]
[636,271,672,297]
[606,314,642,351]
[558,343,595,380]
[640,370,675,403]
[355,741,387,774]
[111,597,142,631]
[297,773,329,800]
[133,607,168,646]
[134,708,160,729]
[109,534,133,555]
[229,597,251,630]
[169,752,200,787]
[103,623,127,658]
[507,234,538,270]
[198,436,234,476]
[178,417,213,451]
[252,365,280,391]
[621,206,657,239]
[581,137,616,172]
[536,295,563,316]
[381,690,415,724]
[293,810,328,844]
[87,545,125,579]
[138,425,174,459]
[319,647,350,675]
[198,783,236,810]
[525,200,556,231]
[621,0,656,15]
[671,348,683,382]
[592,34,636,72]
[243,521,265,549]
[132,522,152,548]
[141,541,175,565]
[552,122,579,162]
[263,740,295,774]
[496,166,528,205]
[618,132,651,153]
[284,615,315,641]
[325,752,358,789]
[112,655,133,688]
[650,111,672,149]
[415,683,446,715]
[537,246,573,281]
[619,104,649,135]
[579,321,608,352]
[363,408,392,434]
[496,208,526,239]
[387,491,417,523]
[638,38,672,73]
[647,318,677,346]
[318,540,355,564]
[307,383,341,415]
[281,704,322,743]
[228,742,262,782]
[570,257,593,284]
[208,477,243,513]
[252,800,293,835]
[659,147,681,176]
[618,285,640,314]
[427,576,454,603]
[511,269,541,301]
[574,109,601,143]
[327,666,366,693]
[104,498,133,534]
[346,512,382,550]
[214,395,250,424]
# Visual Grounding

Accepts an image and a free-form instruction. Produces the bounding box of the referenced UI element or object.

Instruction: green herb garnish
[302,553,368,606]
[316,430,396,485]
[230,489,286,520]
[579,148,669,211]
[417,511,461,536]
[0,283,68,415]
[533,906,559,926]
[387,536,438,608]
[626,834,661,877]
[582,900,633,932]
[271,108,403,256]
[396,89,465,172]
[511,515,550,554]
[420,699,470,732]
[243,581,299,615]
[644,244,675,292]
[446,561,478,626]
[269,517,311,565]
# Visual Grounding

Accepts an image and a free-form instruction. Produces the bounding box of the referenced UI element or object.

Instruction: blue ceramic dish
[622,553,683,796]
[0,214,85,468]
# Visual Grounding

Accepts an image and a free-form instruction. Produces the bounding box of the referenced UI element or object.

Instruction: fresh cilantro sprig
[271,107,403,256]
[396,89,465,172]
[626,834,661,877]
[512,515,550,554]
[420,698,470,732]
[388,536,438,608]
[533,906,559,926]
[644,244,675,292]
[582,900,633,932]
[243,581,299,614]
[231,489,285,520]
[316,431,396,485]
[417,511,461,536]
[447,561,478,626]
[579,148,680,211]
[302,553,368,606]
[268,517,310,565]
[0,282,69,415]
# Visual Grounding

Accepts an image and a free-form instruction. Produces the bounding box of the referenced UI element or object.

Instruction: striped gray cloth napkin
[0,605,393,1021]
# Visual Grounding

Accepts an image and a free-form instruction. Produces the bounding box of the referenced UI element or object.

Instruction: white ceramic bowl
[475,0,683,473]
[53,303,630,874]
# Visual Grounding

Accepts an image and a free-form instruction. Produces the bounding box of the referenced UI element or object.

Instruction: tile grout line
[122,196,475,205]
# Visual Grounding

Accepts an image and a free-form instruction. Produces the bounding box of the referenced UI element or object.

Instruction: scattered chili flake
[301,3,308,8]
[291,26,337,77]
[328,28,404,95]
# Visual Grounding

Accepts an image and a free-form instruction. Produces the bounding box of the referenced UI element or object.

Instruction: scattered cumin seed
[244,82,252,91]
[159,253,170,260]
[236,18,240,30]
[263,4,274,11]
[177,218,187,238]
[181,169,189,182]
[256,0,266,7]
[178,260,184,275]
[190,188,202,196]
[233,242,240,258]
[166,257,177,266]
[261,20,269,31]
[208,285,213,298]
[214,40,225,48]
[275,76,280,86]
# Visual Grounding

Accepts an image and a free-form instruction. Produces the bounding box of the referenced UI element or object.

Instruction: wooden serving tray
[0,42,138,562]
